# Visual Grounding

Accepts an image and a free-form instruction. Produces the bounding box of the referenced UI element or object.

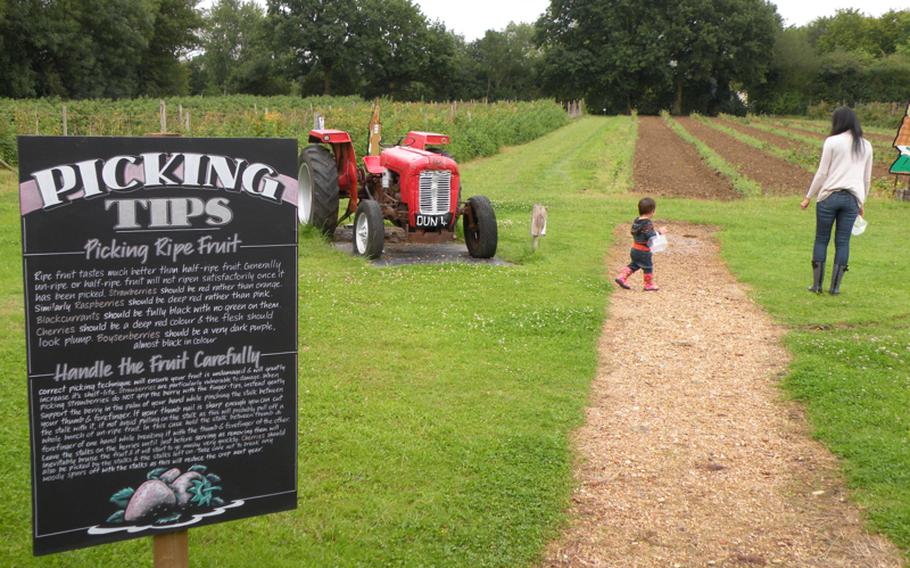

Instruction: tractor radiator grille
[418,170,452,215]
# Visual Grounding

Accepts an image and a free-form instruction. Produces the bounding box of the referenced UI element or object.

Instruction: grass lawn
[0,115,909,565]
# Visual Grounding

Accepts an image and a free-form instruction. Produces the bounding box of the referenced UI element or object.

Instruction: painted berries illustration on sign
[101,465,229,528]
[891,103,910,175]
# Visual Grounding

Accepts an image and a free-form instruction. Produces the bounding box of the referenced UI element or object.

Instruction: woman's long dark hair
[830,107,865,158]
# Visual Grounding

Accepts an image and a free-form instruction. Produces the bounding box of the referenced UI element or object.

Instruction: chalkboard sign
[18,137,299,555]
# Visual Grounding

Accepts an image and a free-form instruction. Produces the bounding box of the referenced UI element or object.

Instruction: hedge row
[0,96,570,166]
[806,101,908,130]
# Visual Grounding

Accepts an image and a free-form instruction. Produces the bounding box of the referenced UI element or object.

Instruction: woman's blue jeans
[813,191,859,265]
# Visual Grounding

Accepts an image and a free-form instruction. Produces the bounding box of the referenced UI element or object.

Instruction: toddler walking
[614,197,667,291]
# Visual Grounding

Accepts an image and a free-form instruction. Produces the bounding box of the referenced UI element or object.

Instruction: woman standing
[800,107,873,295]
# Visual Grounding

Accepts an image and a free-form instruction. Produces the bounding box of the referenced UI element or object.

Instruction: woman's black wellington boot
[808,261,825,293]
[829,264,847,295]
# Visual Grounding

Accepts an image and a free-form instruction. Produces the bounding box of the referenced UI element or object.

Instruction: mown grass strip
[784,322,910,552]
[661,111,762,197]
[695,114,815,172]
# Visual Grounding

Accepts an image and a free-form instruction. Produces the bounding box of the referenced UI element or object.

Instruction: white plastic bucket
[852,216,867,236]
[648,233,668,253]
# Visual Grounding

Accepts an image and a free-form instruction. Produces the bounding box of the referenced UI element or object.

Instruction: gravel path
[544,225,903,567]
[634,117,737,200]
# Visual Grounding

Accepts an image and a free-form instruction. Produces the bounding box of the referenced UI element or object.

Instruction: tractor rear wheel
[463,195,497,258]
[353,200,384,259]
[298,144,339,237]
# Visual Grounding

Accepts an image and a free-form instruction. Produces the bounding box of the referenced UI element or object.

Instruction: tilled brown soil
[677,118,810,194]
[781,121,894,145]
[717,119,808,154]
[634,117,736,200]
[543,225,904,568]
[773,123,826,141]
[746,122,894,180]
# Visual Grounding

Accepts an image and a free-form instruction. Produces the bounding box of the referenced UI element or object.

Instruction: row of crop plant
[657,111,905,199]
[0,96,571,167]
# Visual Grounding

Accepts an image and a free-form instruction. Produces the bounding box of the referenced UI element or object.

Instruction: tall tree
[750,26,820,114]
[537,0,779,114]
[267,0,362,95]
[139,0,201,96]
[752,9,910,111]
[194,0,286,95]
[356,0,435,99]
[472,23,541,101]
[0,0,199,98]
[808,9,877,56]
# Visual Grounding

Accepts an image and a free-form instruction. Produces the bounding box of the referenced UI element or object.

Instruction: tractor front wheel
[463,195,497,259]
[298,144,340,236]
[353,200,384,259]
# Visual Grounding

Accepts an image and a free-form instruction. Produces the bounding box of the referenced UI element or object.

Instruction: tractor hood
[380,146,458,177]
[381,146,460,229]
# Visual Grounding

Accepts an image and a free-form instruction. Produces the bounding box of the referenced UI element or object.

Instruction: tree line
[752,8,910,114]
[1,0,908,115]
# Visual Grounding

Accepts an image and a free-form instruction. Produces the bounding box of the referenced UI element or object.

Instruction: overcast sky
[412,0,908,40]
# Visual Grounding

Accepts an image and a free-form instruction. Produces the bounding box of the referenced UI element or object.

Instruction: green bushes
[0,115,14,166]
[807,101,908,130]
[0,96,569,165]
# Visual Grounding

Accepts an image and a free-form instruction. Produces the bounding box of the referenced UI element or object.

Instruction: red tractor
[296,111,497,260]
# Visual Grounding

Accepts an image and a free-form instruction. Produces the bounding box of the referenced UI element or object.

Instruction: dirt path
[544,225,903,567]
[634,117,736,200]
[677,118,809,195]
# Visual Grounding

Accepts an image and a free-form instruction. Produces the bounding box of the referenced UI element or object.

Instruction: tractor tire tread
[464,195,497,259]
[300,144,340,237]
[354,200,385,260]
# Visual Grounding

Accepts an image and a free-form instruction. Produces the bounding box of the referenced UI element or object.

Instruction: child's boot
[614,266,633,289]
[643,273,659,291]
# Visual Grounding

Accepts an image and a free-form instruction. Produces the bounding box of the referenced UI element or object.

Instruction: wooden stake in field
[62,104,68,136]
[159,100,167,134]
[152,530,188,568]
[368,99,382,156]
[531,204,548,252]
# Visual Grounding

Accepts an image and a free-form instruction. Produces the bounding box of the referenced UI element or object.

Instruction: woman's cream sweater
[806,131,873,205]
